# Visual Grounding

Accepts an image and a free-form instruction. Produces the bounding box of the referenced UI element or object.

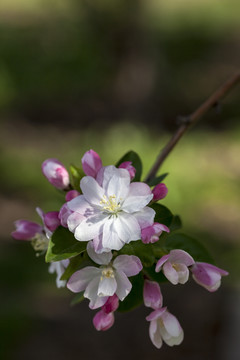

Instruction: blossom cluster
[12,149,228,349]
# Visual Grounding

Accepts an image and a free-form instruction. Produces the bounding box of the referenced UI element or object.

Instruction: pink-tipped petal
[168,249,195,267]
[191,262,228,292]
[82,149,103,178]
[118,161,136,180]
[67,267,101,293]
[143,280,163,309]
[93,310,115,331]
[146,307,167,322]
[113,255,142,277]
[87,241,112,265]
[155,254,170,272]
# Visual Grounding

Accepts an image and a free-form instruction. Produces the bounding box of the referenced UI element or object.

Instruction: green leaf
[147,173,169,186]
[70,292,85,306]
[165,233,214,263]
[69,164,84,191]
[118,273,144,312]
[169,215,182,231]
[60,252,89,280]
[144,265,168,283]
[119,240,155,267]
[115,151,142,181]
[151,203,173,227]
[45,226,87,263]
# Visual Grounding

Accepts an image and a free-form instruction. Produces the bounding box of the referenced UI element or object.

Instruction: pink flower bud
[11,220,43,240]
[141,222,169,244]
[102,294,119,314]
[42,158,70,189]
[43,211,60,232]
[93,309,115,331]
[65,190,80,202]
[191,262,228,292]
[143,280,163,310]
[152,183,168,201]
[82,149,102,178]
[118,161,136,180]
[59,203,72,228]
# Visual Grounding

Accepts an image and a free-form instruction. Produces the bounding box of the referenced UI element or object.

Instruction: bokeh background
[0,1,240,359]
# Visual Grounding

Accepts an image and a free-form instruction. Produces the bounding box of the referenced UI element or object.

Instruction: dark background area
[0,1,239,359]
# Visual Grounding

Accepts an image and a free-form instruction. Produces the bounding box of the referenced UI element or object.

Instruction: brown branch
[144,72,240,183]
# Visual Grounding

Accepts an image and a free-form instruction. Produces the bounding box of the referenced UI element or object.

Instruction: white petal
[74,213,107,242]
[169,249,194,267]
[92,234,111,254]
[115,270,132,301]
[102,219,125,251]
[113,213,141,243]
[161,311,183,338]
[133,206,155,229]
[67,267,101,293]
[122,182,153,213]
[80,176,105,206]
[163,262,179,285]
[67,212,85,232]
[97,277,117,297]
[85,277,108,309]
[105,171,130,202]
[113,255,142,276]
[67,195,95,215]
[87,241,112,265]
[175,264,189,284]
[102,165,129,191]
[149,320,163,349]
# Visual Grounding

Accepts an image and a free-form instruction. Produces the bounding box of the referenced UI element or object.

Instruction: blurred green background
[0,1,239,359]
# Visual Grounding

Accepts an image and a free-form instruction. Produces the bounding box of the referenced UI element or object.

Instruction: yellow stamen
[100,194,121,213]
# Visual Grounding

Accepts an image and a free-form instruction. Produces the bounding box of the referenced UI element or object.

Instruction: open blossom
[67,242,142,309]
[141,222,169,244]
[49,259,70,288]
[67,165,155,252]
[82,149,103,178]
[42,158,70,189]
[146,307,184,349]
[155,249,195,285]
[191,262,229,292]
[143,280,163,310]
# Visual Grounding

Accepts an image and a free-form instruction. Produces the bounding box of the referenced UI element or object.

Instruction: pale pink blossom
[67,165,155,252]
[82,149,102,178]
[67,242,142,309]
[49,259,70,288]
[191,262,228,292]
[143,280,163,310]
[146,307,184,349]
[155,249,195,285]
[152,183,168,201]
[42,158,70,189]
[118,161,136,180]
[141,222,169,244]
[93,309,115,331]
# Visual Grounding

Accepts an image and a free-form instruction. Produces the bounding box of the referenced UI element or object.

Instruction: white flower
[67,165,155,252]
[146,307,184,349]
[67,242,142,309]
[49,259,70,288]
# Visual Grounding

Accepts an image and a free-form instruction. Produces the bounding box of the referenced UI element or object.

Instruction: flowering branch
[145,72,240,183]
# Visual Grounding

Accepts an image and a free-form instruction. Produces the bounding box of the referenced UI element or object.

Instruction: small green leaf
[45,226,87,263]
[119,240,155,267]
[60,252,89,280]
[151,203,173,227]
[165,233,214,263]
[69,164,84,191]
[117,273,144,312]
[169,215,182,231]
[144,265,168,283]
[70,292,85,306]
[115,151,142,181]
[147,173,169,187]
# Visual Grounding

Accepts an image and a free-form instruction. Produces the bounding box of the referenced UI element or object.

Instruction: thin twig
[144,72,240,183]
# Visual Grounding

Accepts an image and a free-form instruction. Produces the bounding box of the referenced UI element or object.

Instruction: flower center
[101,267,115,280]
[100,195,121,214]
[31,233,49,255]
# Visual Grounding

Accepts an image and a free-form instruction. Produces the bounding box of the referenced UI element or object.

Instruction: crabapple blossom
[42,158,70,189]
[146,307,184,349]
[152,183,168,201]
[67,165,155,252]
[67,242,142,309]
[191,262,229,292]
[143,280,163,310]
[118,161,136,180]
[141,222,169,244]
[49,259,70,288]
[82,149,103,178]
[155,249,195,285]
